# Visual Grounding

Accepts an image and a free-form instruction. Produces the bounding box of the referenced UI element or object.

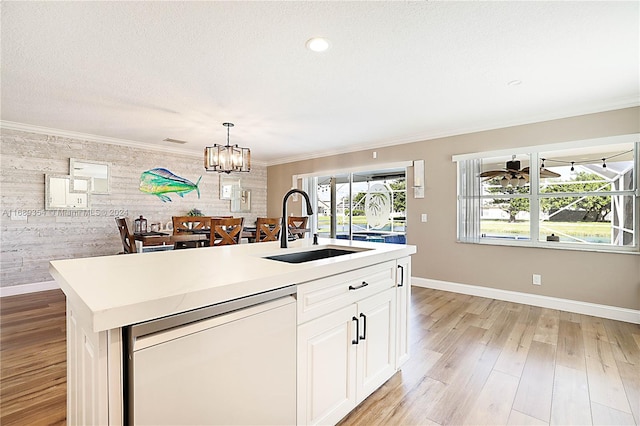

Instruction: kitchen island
[50,238,415,425]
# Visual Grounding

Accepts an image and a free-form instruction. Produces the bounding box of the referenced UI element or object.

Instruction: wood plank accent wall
[0,128,267,289]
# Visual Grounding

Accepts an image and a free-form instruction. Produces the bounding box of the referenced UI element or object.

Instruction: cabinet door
[297,304,358,426]
[356,287,396,402]
[395,256,411,368]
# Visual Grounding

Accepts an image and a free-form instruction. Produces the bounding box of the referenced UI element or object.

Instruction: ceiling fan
[479,155,561,187]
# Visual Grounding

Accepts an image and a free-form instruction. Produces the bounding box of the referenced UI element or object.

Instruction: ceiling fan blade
[520,166,560,178]
[479,170,507,178]
[540,168,561,178]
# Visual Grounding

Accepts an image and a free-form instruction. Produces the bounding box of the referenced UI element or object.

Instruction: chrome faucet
[281,189,313,248]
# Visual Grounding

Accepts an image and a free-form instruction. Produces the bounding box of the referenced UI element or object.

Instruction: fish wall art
[139,168,201,202]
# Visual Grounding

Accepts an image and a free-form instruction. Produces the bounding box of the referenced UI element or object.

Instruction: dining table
[134,231,208,252]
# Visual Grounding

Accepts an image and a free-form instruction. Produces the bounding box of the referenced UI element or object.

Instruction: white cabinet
[297,305,358,426]
[297,262,399,425]
[395,256,411,368]
[356,288,396,400]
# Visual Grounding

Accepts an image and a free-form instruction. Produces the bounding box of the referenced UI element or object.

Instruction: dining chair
[115,217,137,254]
[210,217,244,246]
[287,216,309,239]
[172,216,211,233]
[172,216,211,249]
[255,217,282,243]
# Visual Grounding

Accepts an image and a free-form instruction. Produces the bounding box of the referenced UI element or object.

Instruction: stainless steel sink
[264,247,370,264]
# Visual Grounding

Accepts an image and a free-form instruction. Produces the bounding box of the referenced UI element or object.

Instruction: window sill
[458,238,640,255]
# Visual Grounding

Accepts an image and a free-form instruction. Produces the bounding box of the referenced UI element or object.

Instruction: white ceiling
[2,1,638,165]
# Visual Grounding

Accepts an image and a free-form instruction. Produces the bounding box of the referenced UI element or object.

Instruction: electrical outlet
[532,274,542,285]
[421,213,428,222]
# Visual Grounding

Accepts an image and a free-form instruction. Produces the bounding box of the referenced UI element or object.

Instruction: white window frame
[453,134,640,254]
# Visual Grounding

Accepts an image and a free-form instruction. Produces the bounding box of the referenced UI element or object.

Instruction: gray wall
[267,107,640,310]
[0,128,267,289]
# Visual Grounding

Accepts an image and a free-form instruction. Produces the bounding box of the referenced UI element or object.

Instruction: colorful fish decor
[139,168,201,202]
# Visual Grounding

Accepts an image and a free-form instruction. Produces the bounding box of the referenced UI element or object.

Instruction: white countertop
[50,238,416,332]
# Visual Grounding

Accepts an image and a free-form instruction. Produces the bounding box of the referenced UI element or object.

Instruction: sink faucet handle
[313,233,318,245]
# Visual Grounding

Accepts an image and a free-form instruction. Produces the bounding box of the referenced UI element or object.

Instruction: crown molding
[0,120,267,166]
[0,120,203,158]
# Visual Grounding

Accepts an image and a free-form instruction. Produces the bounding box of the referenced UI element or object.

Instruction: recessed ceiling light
[507,80,522,86]
[306,37,330,52]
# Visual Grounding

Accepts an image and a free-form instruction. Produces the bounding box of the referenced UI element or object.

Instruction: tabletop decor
[187,208,203,216]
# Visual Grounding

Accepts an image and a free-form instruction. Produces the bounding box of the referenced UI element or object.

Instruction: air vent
[163,138,188,144]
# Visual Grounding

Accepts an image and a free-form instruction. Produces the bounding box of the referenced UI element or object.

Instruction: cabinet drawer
[297,261,395,324]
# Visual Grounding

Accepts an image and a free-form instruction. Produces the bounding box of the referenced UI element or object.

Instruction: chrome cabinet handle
[352,316,359,344]
[359,313,367,340]
[397,265,404,287]
[349,281,369,291]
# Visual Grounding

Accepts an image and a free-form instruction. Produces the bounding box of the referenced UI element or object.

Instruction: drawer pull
[397,265,404,287]
[349,281,369,291]
[352,316,359,344]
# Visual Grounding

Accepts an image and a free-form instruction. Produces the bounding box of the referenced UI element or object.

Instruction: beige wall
[267,107,640,310]
[0,128,267,289]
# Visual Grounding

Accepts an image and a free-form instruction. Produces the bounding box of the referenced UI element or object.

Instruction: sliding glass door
[306,167,406,244]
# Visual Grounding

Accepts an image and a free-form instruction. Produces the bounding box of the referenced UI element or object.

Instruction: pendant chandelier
[204,122,251,173]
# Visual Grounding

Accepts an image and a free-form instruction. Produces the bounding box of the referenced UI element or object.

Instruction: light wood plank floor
[0,289,66,426]
[340,287,640,426]
[1,287,638,425]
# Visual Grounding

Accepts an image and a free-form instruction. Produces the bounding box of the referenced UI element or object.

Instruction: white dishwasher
[124,286,296,426]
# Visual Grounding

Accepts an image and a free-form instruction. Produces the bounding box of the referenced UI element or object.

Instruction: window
[454,135,639,253]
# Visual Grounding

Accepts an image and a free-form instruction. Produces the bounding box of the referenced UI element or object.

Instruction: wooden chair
[172,216,211,233]
[115,217,137,254]
[255,217,281,242]
[210,217,244,246]
[172,216,211,249]
[287,216,308,239]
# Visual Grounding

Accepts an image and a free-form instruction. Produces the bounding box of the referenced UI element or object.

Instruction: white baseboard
[0,280,60,297]
[412,277,640,325]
